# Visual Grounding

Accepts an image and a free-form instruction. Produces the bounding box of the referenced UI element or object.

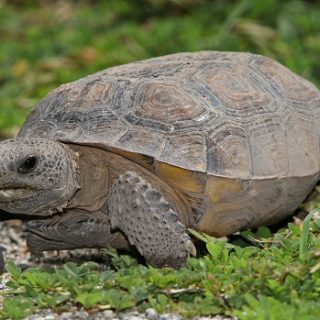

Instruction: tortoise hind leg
[108,171,196,268]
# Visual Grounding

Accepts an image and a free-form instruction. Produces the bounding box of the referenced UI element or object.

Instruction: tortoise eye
[18,155,38,174]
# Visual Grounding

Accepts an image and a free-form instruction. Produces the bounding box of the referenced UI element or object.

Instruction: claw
[186,240,197,257]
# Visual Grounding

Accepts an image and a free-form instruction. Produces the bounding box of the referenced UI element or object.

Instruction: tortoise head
[0,138,80,215]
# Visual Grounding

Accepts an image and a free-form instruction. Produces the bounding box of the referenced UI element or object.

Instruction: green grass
[1,214,320,319]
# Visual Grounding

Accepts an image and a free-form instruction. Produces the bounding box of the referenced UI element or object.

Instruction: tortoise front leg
[108,171,196,269]
[26,209,118,252]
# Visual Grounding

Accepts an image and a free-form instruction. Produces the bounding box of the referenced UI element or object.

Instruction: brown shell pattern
[19,51,320,180]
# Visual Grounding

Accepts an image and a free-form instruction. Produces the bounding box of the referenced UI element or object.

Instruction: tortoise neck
[65,143,191,226]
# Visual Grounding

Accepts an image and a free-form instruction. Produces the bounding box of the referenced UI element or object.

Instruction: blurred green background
[1,0,320,138]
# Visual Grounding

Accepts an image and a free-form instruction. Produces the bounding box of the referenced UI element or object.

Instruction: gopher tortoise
[0,51,320,268]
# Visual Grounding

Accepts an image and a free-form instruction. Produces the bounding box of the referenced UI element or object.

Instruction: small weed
[1,219,320,319]
[299,209,318,262]
[2,297,34,320]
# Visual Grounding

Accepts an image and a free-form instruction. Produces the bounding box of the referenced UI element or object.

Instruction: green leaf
[45,293,71,308]
[288,222,301,236]
[100,269,115,282]
[206,240,226,260]
[299,209,318,262]
[3,297,34,320]
[103,289,134,310]
[6,261,22,280]
[54,268,81,290]
[76,288,104,309]
[256,226,273,238]
[188,228,216,243]
[111,254,139,270]
[23,269,58,290]
[63,262,84,277]
[131,286,151,304]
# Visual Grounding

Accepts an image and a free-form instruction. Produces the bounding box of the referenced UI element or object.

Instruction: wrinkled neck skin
[0,138,80,216]
[67,143,191,226]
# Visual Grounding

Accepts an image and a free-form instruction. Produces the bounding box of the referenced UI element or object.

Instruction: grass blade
[299,209,318,262]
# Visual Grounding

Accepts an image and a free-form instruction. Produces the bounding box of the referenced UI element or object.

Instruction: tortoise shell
[18,51,320,235]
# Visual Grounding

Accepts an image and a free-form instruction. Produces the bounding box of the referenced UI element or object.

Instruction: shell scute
[252,55,320,114]
[196,63,278,120]
[160,133,207,172]
[247,117,288,177]
[285,114,319,176]
[125,80,213,133]
[207,121,252,179]
[19,51,320,180]
[114,128,165,158]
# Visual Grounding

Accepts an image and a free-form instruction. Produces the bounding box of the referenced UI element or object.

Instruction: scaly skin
[26,210,114,251]
[108,171,196,268]
[0,138,80,215]
[0,139,195,268]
